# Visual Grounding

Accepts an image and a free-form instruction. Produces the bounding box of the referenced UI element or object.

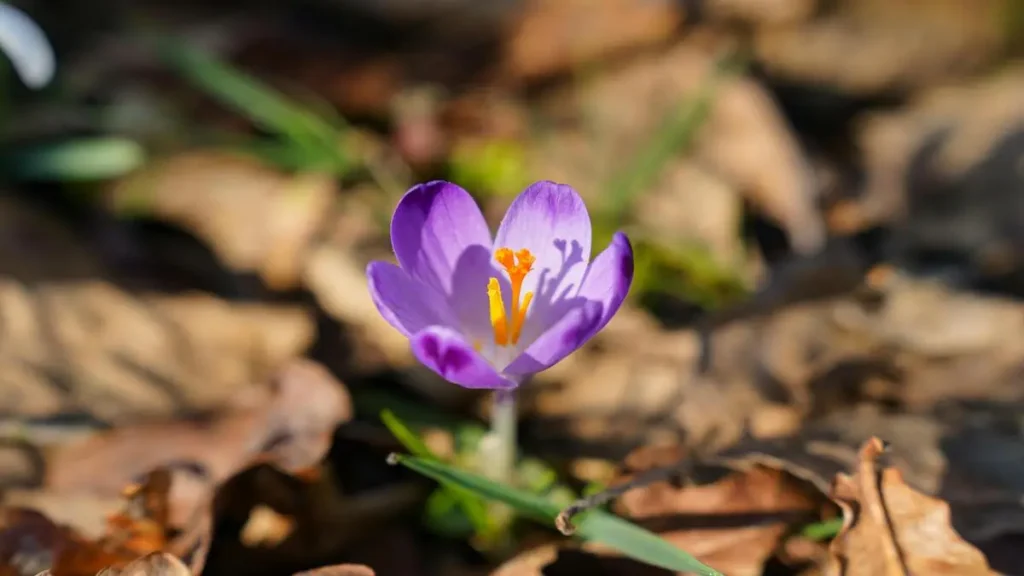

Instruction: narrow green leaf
[380,410,491,532]
[380,408,438,460]
[597,50,747,243]
[2,137,145,181]
[391,454,723,576]
[158,40,347,170]
[801,517,843,541]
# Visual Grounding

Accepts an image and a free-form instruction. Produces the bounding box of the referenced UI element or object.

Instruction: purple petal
[391,181,493,298]
[503,301,603,376]
[367,261,457,337]
[493,181,591,319]
[411,326,517,389]
[503,232,633,376]
[576,231,634,337]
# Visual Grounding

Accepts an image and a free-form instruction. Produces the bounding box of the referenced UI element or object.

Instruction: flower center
[487,247,535,347]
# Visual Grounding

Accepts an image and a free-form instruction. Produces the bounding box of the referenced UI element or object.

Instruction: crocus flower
[367,180,633,389]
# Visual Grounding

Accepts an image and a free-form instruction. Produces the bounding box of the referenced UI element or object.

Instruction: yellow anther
[487,278,508,346]
[488,247,536,346]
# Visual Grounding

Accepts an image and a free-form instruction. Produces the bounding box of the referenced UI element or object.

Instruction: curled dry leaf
[825,437,994,576]
[610,445,822,576]
[712,403,1024,560]
[0,279,314,424]
[44,359,352,528]
[107,151,336,291]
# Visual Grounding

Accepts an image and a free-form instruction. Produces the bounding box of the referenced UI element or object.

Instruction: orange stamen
[488,247,535,346]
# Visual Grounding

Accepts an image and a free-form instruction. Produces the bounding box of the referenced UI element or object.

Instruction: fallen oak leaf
[825,437,994,576]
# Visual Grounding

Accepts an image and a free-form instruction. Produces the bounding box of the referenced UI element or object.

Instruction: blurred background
[1,0,1024,574]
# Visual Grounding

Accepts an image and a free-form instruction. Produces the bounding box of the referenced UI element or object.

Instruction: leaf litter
[6,1,1024,575]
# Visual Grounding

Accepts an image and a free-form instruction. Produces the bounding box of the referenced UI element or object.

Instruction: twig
[555,455,698,535]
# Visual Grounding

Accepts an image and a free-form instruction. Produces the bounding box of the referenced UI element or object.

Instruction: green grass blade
[158,40,346,168]
[390,454,723,575]
[380,410,491,532]
[598,50,747,229]
[2,137,145,181]
[801,517,843,541]
[380,409,440,460]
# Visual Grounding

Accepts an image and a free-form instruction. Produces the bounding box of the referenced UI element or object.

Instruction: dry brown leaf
[703,0,816,25]
[32,551,375,576]
[107,151,336,291]
[825,437,994,576]
[525,303,813,459]
[713,403,1024,566]
[851,68,1024,296]
[44,360,351,528]
[0,508,137,576]
[611,445,821,576]
[2,468,178,576]
[853,67,1024,231]
[490,545,559,576]
[291,564,375,576]
[0,279,313,425]
[6,468,196,576]
[501,0,684,81]
[94,552,190,576]
[529,35,822,259]
[491,544,671,576]
[755,0,1005,94]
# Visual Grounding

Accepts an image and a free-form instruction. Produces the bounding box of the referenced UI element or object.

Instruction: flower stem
[489,388,517,486]
[477,388,517,545]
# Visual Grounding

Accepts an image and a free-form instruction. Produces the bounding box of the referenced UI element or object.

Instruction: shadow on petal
[503,300,604,376]
[449,244,507,341]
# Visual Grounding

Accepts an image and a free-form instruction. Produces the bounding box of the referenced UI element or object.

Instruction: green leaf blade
[390,454,723,576]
